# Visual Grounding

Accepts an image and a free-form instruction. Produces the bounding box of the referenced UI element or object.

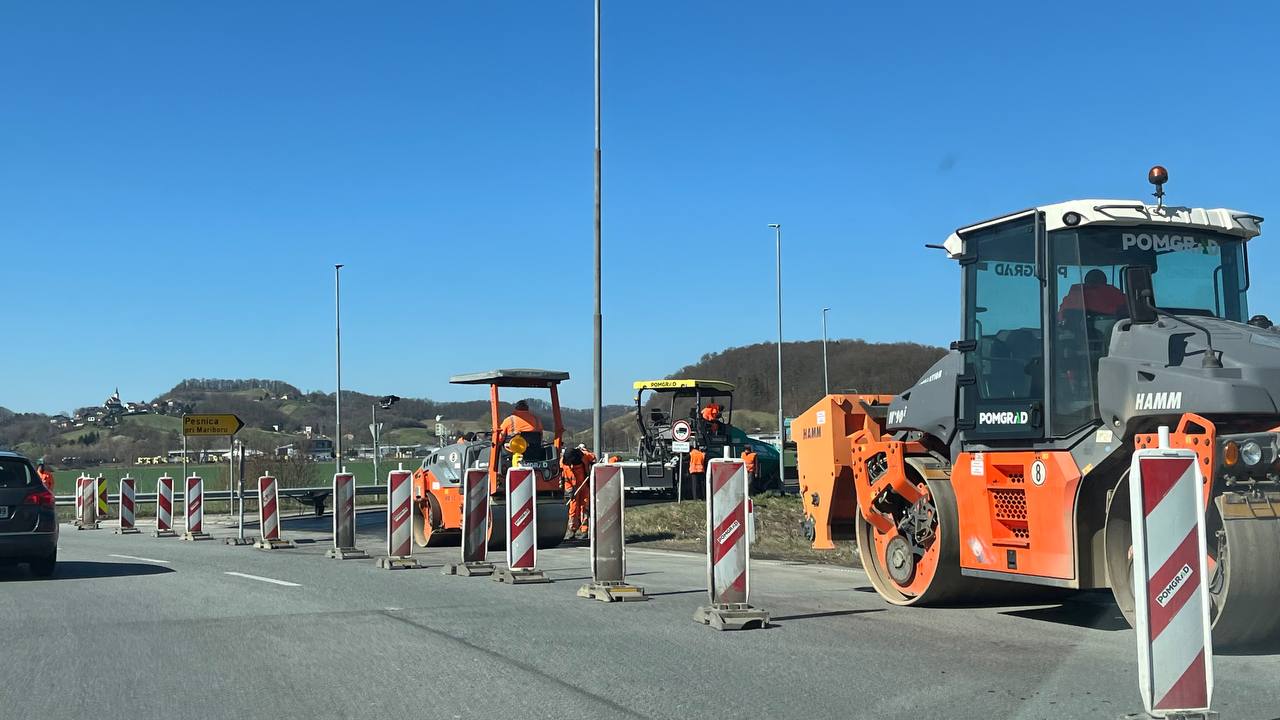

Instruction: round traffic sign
[672,420,693,442]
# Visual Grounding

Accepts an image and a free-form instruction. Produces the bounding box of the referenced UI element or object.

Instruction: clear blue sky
[4,1,1278,414]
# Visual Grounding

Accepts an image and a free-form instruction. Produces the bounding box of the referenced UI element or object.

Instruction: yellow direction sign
[182,414,244,437]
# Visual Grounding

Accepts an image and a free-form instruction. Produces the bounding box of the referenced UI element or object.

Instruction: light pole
[334,264,344,478]
[372,395,400,485]
[821,307,831,396]
[591,0,603,455]
[769,223,783,449]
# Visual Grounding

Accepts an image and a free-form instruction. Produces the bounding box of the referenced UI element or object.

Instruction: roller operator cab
[795,168,1280,649]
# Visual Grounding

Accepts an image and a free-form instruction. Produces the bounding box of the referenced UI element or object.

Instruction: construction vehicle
[411,369,570,548]
[628,379,780,493]
[795,167,1280,649]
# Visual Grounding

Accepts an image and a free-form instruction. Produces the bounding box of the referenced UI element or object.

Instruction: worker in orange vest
[499,400,544,441]
[607,454,621,463]
[688,446,706,499]
[701,401,722,423]
[561,445,592,539]
[36,461,55,493]
[741,446,759,488]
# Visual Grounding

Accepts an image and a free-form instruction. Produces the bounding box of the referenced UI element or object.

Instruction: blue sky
[3,1,1278,414]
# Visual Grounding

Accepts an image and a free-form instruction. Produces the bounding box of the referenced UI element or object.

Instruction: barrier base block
[181,531,211,542]
[444,561,495,576]
[151,528,178,538]
[223,536,253,546]
[114,527,141,535]
[325,546,369,560]
[578,580,647,602]
[375,556,421,570]
[694,603,770,631]
[254,537,296,550]
[1121,713,1218,720]
[74,521,100,531]
[493,566,549,584]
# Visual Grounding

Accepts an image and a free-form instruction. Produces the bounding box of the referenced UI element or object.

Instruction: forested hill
[667,339,947,418]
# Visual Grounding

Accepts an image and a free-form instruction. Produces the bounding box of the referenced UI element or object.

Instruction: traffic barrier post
[182,475,210,541]
[376,465,419,569]
[253,474,295,549]
[325,469,368,559]
[1128,427,1215,717]
[73,475,84,527]
[493,467,548,584]
[445,468,495,576]
[578,463,645,602]
[694,457,769,630]
[75,476,99,530]
[96,473,110,520]
[153,475,177,538]
[115,475,140,535]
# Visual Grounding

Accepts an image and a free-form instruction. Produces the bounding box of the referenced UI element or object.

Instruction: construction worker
[578,443,597,469]
[1058,268,1127,320]
[688,446,706,499]
[561,446,590,539]
[36,461,55,493]
[741,446,759,489]
[607,454,621,463]
[455,433,468,444]
[498,399,544,442]
[701,401,722,423]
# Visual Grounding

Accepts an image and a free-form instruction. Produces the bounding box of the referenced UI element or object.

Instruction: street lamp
[821,307,831,396]
[334,264,344,478]
[591,0,603,456]
[372,395,400,485]
[769,223,783,449]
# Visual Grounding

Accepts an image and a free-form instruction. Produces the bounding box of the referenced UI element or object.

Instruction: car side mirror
[1124,265,1157,324]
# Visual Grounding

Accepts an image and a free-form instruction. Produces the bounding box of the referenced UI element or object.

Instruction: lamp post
[822,307,831,396]
[372,395,400,485]
[334,264,344,477]
[769,223,783,449]
[591,0,603,456]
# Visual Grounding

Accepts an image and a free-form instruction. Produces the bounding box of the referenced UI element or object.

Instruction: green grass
[117,414,182,432]
[624,494,858,566]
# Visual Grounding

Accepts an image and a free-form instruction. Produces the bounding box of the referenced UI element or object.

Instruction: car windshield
[1050,225,1249,321]
[0,458,37,488]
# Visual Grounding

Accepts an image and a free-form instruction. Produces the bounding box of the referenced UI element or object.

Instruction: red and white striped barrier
[115,476,140,534]
[578,463,645,601]
[494,467,547,583]
[253,475,293,549]
[325,470,367,559]
[694,458,769,630]
[1129,433,1214,716]
[446,468,494,576]
[182,475,210,541]
[153,475,176,537]
[75,475,99,530]
[74,475,84,524]
[376,467,418,569]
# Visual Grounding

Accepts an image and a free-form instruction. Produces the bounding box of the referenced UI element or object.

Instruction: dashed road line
[224,571,301,587]
[108,553,170,564]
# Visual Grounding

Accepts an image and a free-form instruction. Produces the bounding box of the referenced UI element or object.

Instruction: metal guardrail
[55,484,388,517]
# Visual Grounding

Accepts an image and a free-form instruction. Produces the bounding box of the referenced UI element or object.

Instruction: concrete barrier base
[181,531,211,542]
[493,567,549,584]
[325,546,368,560]
[375,556,421,570]
[74,522,100,531]
[444,561,495,576]
[578,581,647,603]
[114,527,141,535]
[694,603,770,631]
[151,529,177,538]
[223,536,253,546]
[254,538,296,550]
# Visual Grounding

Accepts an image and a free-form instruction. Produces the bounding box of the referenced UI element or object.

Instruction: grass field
[623,494,859,566]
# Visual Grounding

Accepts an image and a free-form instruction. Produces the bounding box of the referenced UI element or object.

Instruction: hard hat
[577,443,587,450]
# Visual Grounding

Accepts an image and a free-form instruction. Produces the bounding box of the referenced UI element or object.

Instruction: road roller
[795,167,1280,649]
[411,369,570,549]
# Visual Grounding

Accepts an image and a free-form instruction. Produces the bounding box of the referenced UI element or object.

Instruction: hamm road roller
[795,168,1280,649]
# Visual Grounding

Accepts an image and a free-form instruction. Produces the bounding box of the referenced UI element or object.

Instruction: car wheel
[29,551,56,578]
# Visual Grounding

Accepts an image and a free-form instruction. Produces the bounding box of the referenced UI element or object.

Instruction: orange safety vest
[500,410,543,437]
[741,449,758,473]
[689,448,706,474]
[701,404,721,422]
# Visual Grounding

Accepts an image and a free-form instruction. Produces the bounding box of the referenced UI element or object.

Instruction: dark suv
[0,451,58,577]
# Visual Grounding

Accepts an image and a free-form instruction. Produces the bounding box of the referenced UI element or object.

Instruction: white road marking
[108,553,170,564]
[224,571,301,587]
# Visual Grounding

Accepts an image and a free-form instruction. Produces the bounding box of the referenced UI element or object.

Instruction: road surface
[4,511,1277,720]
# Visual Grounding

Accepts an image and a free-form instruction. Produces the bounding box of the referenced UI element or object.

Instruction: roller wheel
[855,465,978,605]
[412,495,459,547]
[1104,474,1280,651]
[486,501,569,549]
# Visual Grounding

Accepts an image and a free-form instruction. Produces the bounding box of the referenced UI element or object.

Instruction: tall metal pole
[821,307,830,396]
[334,264,344,478]
[591,0,603,455]
[770,224,784,449]
[371,403,379,487]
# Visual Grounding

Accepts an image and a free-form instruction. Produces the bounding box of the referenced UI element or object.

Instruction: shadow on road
[0,560,174,582]
[646,588,704,597]
[771,608,885,622]
[1000,602,1129,632]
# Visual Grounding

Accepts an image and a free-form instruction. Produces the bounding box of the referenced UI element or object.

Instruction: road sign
[1129,440,1214,716]
[369,423,382,440]
[182,414,244,437]
[671,441,691,453]
[672,420,693,443]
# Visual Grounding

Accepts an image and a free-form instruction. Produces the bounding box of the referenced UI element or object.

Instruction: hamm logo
[1135,392,1182,411]
[979,411,1028,426]
[888,409,907,425]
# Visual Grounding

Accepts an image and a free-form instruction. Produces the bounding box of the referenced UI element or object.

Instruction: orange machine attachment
[1134,413,1217,505]
[793,394,895,549]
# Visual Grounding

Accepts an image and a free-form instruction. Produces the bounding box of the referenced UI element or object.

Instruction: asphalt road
[4,512,1278,720]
